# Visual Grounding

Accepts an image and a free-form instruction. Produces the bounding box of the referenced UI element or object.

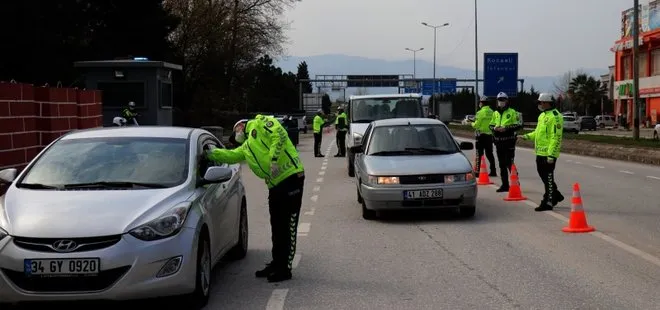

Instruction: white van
[345,93,425,177]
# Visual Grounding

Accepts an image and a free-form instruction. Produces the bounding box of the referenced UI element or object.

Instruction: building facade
[612,1,660,126]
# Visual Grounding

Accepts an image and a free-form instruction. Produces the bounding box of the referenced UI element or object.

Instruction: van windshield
[350,97,423,123]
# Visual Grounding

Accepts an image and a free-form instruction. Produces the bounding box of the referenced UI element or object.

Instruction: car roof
[61,126,195,140]
[349,93,422,100]
[371,118,445,127]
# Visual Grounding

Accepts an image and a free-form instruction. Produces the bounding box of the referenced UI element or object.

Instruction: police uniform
[489,106,522,191]
[207,115,305,282]
[121,105,138,125]
[472,104,497,176]
[313,112,324,157]
[523,107,565,211]
[334,109,348,157]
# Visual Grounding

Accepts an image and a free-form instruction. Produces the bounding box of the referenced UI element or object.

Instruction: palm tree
[567,74,606,116]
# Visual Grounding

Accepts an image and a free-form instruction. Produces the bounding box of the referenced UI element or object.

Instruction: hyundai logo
[52,240,78,252]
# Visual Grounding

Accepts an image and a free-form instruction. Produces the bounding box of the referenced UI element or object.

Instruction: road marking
[566,160,574,163]
[318,170,325,176]
[574,161,582,164]
[591,165,605,169]
[310,195,318,202]
[313,185,321,192]
[321,165,327,170]
[297,233,308,237]
[298,222,311,233]
[292,254,301,269]
[304,207,316,215]
[619,170,634,174]
[647,176,660,180]
[316,177,324,183]
[266,289,289,310]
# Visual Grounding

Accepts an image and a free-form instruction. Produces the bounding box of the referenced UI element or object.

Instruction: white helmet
[479,95,489,102]
[128,101,136,108]
[113,117,127,126]
[538,93,553,102]
[496,92,508,100]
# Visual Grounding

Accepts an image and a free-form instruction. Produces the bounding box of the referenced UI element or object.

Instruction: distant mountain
[275,54,608,99]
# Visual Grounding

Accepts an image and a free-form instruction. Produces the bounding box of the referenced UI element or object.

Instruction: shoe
[496,186,509,193]
[534,203,553,212]
[267,270,292,283]
[255,264,274,278]
[552,193,565,206]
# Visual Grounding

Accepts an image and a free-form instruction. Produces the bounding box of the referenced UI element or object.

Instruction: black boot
[551,192,565,206]
[267,269,292,283]
[535,200,553,212]
[496,185,509,193]
[255,263,274,278]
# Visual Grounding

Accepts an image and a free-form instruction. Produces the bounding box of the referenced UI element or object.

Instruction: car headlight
[0,227,7,241]
[368,176,399,184]
[445,173,475,183]
[352,132,363,144]
[129,202,192,241]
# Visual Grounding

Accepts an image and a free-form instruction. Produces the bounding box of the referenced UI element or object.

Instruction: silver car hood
[362,153,472,175]
[0,186,189,238]
[350,123,370,136]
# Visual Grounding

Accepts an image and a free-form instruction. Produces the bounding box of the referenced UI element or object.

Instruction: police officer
[313,109,325,157]
[206,114,305,282]
[334,106,348,157]
[121,101,139,125]
[521,93,565,211]
[489,92,522,192]
[472,96,497,177]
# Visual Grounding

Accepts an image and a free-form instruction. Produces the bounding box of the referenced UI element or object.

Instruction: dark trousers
[494,140,516,187]
[313,133,322,156]
[336,130,347,156]
[536,156,562,206]
[268,173,305,271]
[475,134,496,174]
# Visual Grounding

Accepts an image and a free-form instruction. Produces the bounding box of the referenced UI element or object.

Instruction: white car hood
[350,123,370,136]
[0,187,186,238]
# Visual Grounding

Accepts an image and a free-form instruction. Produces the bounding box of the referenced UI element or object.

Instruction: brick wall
[0,82,102,171]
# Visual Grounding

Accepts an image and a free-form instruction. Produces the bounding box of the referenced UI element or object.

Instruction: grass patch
[447,124,660,149]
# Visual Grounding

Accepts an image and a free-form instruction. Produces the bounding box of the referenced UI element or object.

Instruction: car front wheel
[227,199,248,260]
[184,235,211,308]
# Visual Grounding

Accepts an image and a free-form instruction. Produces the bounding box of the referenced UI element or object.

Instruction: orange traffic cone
[562,183,595,233]
[503,164,527,201]
[476,155,493,185]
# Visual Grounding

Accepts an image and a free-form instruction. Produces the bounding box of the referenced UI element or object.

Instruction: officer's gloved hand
[204,144,217,156]
[270,162,280,177]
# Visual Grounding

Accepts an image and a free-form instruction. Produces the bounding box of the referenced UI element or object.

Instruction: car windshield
[350,97,422,123]
[18,137,189,188]
[366,124,459,156]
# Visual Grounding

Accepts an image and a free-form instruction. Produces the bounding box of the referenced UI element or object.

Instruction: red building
[612,3,660,126]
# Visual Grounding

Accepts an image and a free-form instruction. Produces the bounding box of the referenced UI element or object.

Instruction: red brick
[77,90,95,104]
[77,104,89,117]
[0,83,24,101]
[40,132,61,145]
[0,102,9,117]
[49,88,76,103]
[0,149,26,167]
[67,117,78,130]
[25,146,42,162]
[11,132,38,149]
[33,87,50,102]
[9,101,36,117]
[0,134,11,150]
[0,118,24,134]
[77,118,93,129]
[40,102,59,117]
[90,103,102,116]
[51,118,69,131]
[35,118,49,132]
[23,117,36,131]
[21,85,35,101]
[59,103,77,117]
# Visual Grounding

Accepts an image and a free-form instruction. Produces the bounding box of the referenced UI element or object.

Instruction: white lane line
[310,195,318,202]
[316,177,324,183]
[292,254,301,269]
[520,193,660,268]
[304,207,316,215]
[620,170,634,174]
[591,165,605,169]
[318,170,325,176]
[566,160,574,163]
[574,161,582,164]
[647,176,660,180]
[321,165,327,170]
[298,222,311,233]
[297,233,308,237]
[313,185,321,192]
[266,289,289,310]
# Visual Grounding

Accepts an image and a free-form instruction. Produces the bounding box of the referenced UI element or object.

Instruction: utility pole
[474,0,479,113]
[421,22,449,114]
[633,0,640,139]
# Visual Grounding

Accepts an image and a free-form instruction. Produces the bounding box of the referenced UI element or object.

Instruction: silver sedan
[0,126,248,308]
[351,118,477,220]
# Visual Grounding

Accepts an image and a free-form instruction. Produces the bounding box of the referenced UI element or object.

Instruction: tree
[321,93,332,114]
[296,61,313,93]
[568,74,606,116]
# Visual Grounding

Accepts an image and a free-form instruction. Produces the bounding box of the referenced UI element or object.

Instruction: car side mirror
[199,166,232,186]
[459,142,474,150]
[0,168,17,184]
[349,145,363,154]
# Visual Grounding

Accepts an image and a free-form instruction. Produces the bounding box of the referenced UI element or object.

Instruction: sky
[281,0,634,76]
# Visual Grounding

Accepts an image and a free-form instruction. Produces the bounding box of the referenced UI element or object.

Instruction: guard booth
[74,58,182,126]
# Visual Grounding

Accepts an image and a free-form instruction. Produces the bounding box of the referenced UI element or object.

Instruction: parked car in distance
[0,126,248,307]
[595,115,615,128]
[563,116,580,133]
[351,118,477,220]
[578,116,598,131]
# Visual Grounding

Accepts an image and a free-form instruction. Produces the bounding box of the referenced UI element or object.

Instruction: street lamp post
[404,47,424,79]
[474,0,479,113]
[421,22,450,113]
[632,0,640,140]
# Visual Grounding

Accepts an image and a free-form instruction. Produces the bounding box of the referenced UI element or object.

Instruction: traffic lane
[283,151,660,309]
[204,133,324,309]
[460,142,660,258]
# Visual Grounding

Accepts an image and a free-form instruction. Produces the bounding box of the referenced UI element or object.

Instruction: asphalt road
[9,130,660,309]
